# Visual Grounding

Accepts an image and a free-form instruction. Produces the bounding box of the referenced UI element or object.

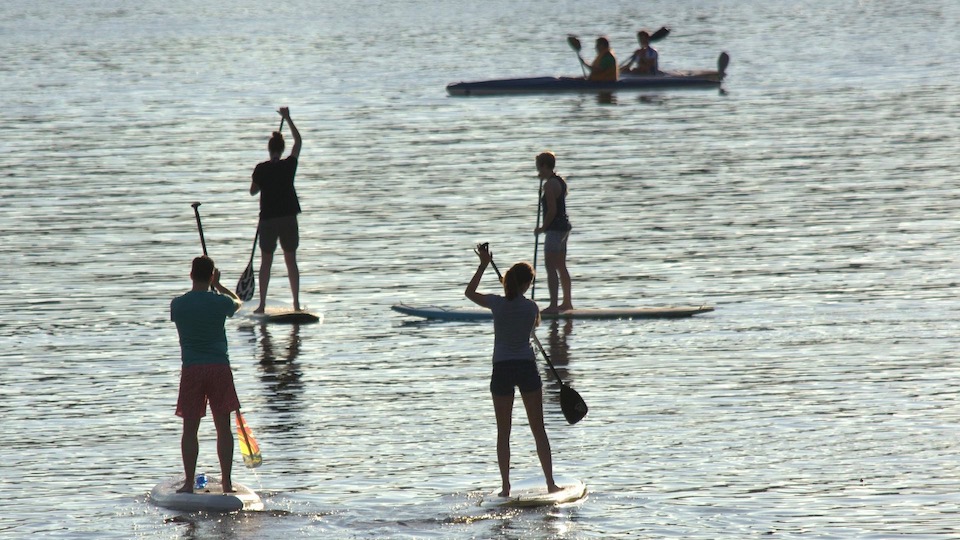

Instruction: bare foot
[547,483,562,493]
[222,482,235,494]
[541,306,560,315]
[176,484,193,494]
[253,305,265,314]
[498,487,510,497]
[558,303,573,312]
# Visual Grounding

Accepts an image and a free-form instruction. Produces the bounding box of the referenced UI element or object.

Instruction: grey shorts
[259,215,299,253]
[543,230,570,254]
[490,359,542,396]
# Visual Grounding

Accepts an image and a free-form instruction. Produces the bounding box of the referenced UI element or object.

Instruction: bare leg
[555,251,573,311]
[283,250,300,311]
[542,251,561,313]
[255,251,274,313]
[492,393,515,496]
[520,389,560,492]
[178,417,201,493]
[213,411,235,493]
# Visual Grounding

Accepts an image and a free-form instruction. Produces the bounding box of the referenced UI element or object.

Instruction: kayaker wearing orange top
[580,37,618,81]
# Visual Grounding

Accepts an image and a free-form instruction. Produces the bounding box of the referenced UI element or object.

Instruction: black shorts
[259,215,299,253]
[490,359,542,397]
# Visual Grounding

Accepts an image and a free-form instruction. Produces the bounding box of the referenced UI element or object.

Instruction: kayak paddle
[567,35,587,77]
[718,51,730,79]
[649,26,670,42]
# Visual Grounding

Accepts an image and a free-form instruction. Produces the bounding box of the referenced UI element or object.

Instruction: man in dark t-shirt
[250,107,303,313]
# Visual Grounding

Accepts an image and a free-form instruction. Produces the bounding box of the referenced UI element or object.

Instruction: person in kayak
[621,30,659,74]
[170,256,243,494]
[533,151,573,314]
[465,243,560,497]
[250,107,303,314]
[581,36,619,81]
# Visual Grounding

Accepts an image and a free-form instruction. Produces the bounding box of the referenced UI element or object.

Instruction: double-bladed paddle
[570,27,670,73]
[488,252,588,425]
[566,35,588,77]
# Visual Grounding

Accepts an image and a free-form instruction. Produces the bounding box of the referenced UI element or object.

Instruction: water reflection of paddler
[545,319,574,384]
[256,324,304,420]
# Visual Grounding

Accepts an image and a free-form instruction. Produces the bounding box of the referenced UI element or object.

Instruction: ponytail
[268,131,285,155]
[503,262,534,300]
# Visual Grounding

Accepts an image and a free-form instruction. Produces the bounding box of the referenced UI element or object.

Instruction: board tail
[236,411,262,468]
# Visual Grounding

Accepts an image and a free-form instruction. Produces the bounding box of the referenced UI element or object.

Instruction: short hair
[637,30,650,40]
[191,256,215,282]
[596,36,610,49]
[536,151,556,170]
[268,131,285,155]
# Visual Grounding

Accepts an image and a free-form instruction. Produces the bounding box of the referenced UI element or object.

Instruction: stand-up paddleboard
[150,475,264,512]
[393,303,713,321]
[481,476,587,508]
[243,307,322,325]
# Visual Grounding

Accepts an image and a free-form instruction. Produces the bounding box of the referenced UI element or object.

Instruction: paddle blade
[718,51,730,78]
[567,35,582,52]
[235,412,262,468]
[235,265,255,302]
[650,26,670,42]
[559,384,588,425]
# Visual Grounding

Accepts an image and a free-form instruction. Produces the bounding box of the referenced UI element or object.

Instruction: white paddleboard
[480,476,587,508]
[392,303,713,321]
[150,475,264,512]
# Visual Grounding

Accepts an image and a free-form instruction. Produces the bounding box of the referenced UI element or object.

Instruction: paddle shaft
[236,410,256,459]
[532,177,543,300]
[191,202,208,256]
[489,258,566,385]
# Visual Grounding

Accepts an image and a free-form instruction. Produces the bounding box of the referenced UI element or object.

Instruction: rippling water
[3,0,960,538]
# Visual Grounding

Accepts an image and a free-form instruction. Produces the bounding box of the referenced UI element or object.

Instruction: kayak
[392,303,714,321]
[447,52,728,96]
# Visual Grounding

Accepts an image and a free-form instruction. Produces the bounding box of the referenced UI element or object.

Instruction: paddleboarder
[533,151,573,314]
[250,106,303,313]
[621,30,659,74]
[170,256,243,494]
[580,36,619,81]
[465,243,560,497]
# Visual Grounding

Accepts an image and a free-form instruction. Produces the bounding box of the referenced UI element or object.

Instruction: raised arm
[280,107,302,159]
[465,243,492,308]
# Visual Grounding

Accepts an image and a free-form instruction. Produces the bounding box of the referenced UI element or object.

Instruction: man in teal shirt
[170,256,242,493]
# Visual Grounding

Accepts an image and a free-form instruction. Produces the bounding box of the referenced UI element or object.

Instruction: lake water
[3,0,960,538]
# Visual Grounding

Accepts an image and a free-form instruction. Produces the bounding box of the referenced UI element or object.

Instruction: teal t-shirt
[170,290,240,367]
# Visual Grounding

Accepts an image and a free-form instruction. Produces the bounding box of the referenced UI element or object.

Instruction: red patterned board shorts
[176,364,241,419]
